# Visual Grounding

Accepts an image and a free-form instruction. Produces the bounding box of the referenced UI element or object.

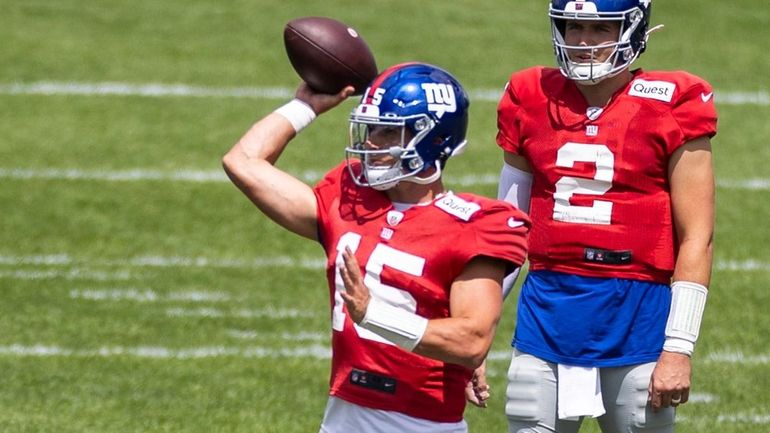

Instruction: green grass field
[1,1,768,432]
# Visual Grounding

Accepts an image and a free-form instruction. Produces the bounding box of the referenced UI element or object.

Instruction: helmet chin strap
[570,61,614,85]
[402,161,442,185]
[366,161,443,191]
[647,24,665,36]
[365,165,403,191]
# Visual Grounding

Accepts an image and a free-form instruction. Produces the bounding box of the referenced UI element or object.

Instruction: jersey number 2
[332,232,426,345]
[553,142,614,225]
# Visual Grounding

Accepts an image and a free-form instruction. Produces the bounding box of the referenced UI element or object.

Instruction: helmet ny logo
[421,83,457,119]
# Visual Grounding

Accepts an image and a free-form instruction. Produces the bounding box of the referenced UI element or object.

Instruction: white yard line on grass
[66,289,320,319]
[716,414,770,424]
[1,81,768,105]
[0,167,768,191]
[0,254,767,275]
[688,393,719,403]
[716,260,770,271]
[0,344,331,359]
[69,288,231,302]
[0,253,326,270]
[705,351,770,364]
[226,330,327,342]
[0,268,132,281]
[677,413,770,425]
[0,82,294,100]
[0,344,766,365]
[166,307,317,319]
[0,167,231,183]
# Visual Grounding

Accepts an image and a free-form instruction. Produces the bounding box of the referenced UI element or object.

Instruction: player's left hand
[648,351,692,411]
[339,246,371,324]
[465,362,491,408]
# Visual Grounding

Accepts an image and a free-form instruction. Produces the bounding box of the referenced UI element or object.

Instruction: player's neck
[386,180,446,205]
[575,69,634,107]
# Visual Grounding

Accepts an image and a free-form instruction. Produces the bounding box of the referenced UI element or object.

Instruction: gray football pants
[505,350,675,433]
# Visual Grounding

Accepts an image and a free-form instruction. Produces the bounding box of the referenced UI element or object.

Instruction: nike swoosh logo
[507,217,524,228]
[701,92,714,102]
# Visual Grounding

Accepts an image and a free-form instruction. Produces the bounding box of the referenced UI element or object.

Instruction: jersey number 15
[331,232,425,345]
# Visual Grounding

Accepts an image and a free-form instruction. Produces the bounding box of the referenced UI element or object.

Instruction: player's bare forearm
[650,136,714,410]
[222,107,318,240]
[224,113,297,166]
[415,258,505,369]
[222,83,355,241]
[673,238,713,285]
[415,304,500,369]
[669,136,715,285]
[340,253,505,369]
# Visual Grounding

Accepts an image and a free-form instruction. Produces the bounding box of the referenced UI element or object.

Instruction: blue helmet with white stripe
[550,0,653,83]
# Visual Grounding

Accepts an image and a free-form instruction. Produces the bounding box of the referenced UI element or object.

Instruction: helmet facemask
[550,6,647,84]
[346,112,439,191]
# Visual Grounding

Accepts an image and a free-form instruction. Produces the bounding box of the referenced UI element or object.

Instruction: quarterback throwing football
[495,1,717,432]
[223,63,529,432]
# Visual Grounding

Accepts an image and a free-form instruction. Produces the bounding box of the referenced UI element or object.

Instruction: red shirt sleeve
[464,200,530,270]
[666,76,718,154]
[496,80,523,154]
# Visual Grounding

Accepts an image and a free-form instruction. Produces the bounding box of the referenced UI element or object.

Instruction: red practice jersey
[497,67,717,283]
[313,163,529,422]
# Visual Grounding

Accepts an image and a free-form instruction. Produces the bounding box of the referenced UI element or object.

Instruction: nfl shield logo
[386,210,404,226]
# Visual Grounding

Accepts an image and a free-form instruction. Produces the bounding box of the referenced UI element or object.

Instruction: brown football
[284,17,378,95]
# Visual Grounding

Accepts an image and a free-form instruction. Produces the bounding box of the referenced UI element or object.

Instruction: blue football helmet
[346,62,469,190]
[550,0,653,84]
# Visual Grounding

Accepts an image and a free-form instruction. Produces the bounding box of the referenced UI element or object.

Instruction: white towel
[557,364,606,421]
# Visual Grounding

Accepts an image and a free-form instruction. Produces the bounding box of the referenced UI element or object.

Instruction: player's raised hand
[295,82,355,116]
[339,246,371,324]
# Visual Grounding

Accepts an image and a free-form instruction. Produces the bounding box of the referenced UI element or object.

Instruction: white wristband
[663,337,695,357]
[359,297,428,352]
[664,281,708,357]
[274,99,316,133]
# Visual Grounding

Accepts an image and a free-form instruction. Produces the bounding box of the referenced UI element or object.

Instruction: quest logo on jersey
[434,194,480,221]
[628,79,676,103]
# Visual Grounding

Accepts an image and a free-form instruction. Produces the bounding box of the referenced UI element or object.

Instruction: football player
[223,63,529,433]
[494,1,717,432]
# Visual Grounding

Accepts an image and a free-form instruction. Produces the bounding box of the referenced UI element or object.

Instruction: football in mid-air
[283,16,378,95]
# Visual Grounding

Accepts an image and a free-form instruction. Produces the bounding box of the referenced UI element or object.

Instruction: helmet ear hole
[434,137,452,168]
